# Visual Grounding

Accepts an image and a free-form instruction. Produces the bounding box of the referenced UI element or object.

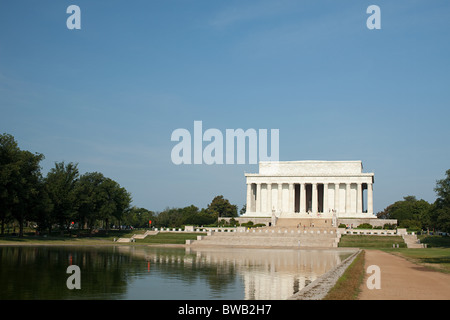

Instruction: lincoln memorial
[242,161,377,224]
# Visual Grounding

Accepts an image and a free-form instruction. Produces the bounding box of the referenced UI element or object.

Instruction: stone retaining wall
[288,249,362,300]
[338,218,397,228]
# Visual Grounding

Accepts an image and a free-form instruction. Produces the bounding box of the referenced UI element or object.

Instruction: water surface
[0,245,355,300]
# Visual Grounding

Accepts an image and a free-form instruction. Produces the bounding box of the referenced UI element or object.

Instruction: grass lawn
[339,234,450,274]
[418,235,450,248]
[0,234,128,245]
[137,232,205,244]
[0,230,205,246]
[383,248,450,274]
[324,250,365,300]
[338,235,407,248]
[0,236,114,245]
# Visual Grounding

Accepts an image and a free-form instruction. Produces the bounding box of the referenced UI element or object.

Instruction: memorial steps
[116,230,158,243]
[188,225,341,248]
[402,234,425,248]
[274,217,333,228]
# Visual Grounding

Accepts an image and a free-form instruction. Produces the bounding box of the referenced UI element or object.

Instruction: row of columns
[246,182,373,215]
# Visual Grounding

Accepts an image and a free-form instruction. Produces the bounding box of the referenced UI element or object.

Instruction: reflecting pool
[0,245,356,300]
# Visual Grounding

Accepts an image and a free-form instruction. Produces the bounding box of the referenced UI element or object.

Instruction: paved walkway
[358,250,450,300]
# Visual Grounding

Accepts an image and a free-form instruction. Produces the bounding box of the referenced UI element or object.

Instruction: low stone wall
[156,226,239,233]
[288,249,361,300]
[338,218,397,228]
[220,217,398,229]
[220,217,272,225]
[342,228,398,235]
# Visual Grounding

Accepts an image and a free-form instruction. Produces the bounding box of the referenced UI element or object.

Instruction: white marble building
[243,161,376,220]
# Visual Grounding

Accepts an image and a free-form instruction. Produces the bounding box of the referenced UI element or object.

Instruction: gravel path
[358,250,450,300]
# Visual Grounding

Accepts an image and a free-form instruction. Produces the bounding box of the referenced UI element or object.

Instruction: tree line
[0,133,239,237]
[376,169,450,233]
[0,133,133,236]
[136,195,239,230]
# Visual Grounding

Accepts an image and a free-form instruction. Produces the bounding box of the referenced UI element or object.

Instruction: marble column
[334,183,340,213]
[256,183,261,213]
[246,183,252,213]
[312,183,318,214]
[289,183,294,213]
[367,182,373,215]
[277,183,283,213]
[267,183,272,214]
[357,183,363,214]
[323,183,328,213]
[300,183,306,214]
[345,183,351,213]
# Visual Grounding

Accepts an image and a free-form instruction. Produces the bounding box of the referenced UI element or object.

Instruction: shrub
[240,221,254,228]
[240,221,266,228]
[253,223,266,228]
[356,223,373,229]
[400,219,422,231]
[228,218,239,227]
[383,223,397,230]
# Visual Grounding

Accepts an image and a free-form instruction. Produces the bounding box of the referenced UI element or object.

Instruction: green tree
[180,205,216,226]
[45,162,79,234]
[435,169,450,203]
[0,133,44,236]
[75,172,131,234]
[431,169,450,233]
[155,207,183,228]
[75,172,106,233]
[123,206,156,228]
[239,204,247,216]
[98,177,132,233]
[206,195,238,219]
[0,133,18,234]
[154,205,218,228]
[14,150,44,237]
[29,181,53,235]
[376,195,431,230]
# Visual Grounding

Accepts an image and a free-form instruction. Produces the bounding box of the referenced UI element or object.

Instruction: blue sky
[1,0,449,213]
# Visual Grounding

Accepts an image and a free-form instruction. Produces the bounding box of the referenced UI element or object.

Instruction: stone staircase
[188,227,341,248]
[275,218,333,228]
[402,234,425,248]
[116,230,158,243]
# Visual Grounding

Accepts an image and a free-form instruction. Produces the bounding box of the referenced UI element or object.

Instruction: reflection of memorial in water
[118,246,355,300]
[190,248,351,300]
